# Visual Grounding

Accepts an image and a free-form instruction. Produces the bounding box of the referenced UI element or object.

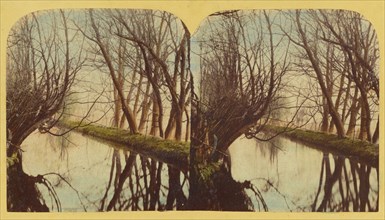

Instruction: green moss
[196,162,221,183]
[264,125,378,166]
[58,120,189,170]
[6,152,19,168]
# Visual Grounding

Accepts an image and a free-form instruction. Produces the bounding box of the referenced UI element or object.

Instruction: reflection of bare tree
[312,153,378,211]
[105,152,137,211]
[254,136,283,165]
[99,150,187,211]
[99,149,122,210]
[149,160,163,210]
[166,166,187,210]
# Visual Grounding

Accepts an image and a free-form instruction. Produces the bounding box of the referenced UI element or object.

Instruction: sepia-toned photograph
[2,2,382,217]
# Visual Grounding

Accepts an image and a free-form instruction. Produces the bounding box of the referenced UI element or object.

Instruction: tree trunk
[113,86,122,127]
[346,86,360,137]
[165,107,176,139]
[346,103,360,137]
[138,45,164,137]
[7,158,49,212]
[184,107,190,142]
[329,74,345,133]
[321,97,330,132]
[132,74,144,120]
[372,118,379,143]
[150,96,160,136]
[341,77,352,123]
[138,82,152,132]
[358,93,372,142]
[175,109,183,141]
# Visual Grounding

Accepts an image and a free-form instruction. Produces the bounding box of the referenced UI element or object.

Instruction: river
[229,136,379,211]
[21,131,189,211]
[21,131,378,211]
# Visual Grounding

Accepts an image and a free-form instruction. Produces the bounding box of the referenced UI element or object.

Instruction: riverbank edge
[58,121,189,171]
[57,121,378,168]
[264,125,379,166]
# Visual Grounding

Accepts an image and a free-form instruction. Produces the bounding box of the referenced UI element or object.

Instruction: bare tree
[6,10,85,211]
[7,10,84,153]
[192,10,292,158]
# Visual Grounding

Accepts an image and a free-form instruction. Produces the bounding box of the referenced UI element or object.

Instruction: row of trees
[80,10,191,141]
[284,10,379,142]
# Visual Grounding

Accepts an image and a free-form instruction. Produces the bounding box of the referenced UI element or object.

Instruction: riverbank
[58,121,189,171]
[265,126,379,166]
[58,121,379,168]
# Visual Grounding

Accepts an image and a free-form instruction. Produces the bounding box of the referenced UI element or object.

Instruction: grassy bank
[58,121,189,171]
[58,121,378,169]
[265,125,379,166]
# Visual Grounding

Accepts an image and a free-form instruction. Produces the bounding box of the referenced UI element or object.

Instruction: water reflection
[22,132,188,211]
[21,131,378,212]
[229,136,379,212]
[312,153,378,212]
[99,151,188,211]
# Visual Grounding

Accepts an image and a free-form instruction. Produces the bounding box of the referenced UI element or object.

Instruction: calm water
[22,131,189,211]
[229,135,379,211]
[22,131,378,212]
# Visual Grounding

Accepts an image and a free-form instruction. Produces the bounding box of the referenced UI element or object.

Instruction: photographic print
[1,1,384,219]
[190,9,379,212]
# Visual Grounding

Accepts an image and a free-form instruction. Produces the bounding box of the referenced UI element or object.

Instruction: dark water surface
[22,131,378,212]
